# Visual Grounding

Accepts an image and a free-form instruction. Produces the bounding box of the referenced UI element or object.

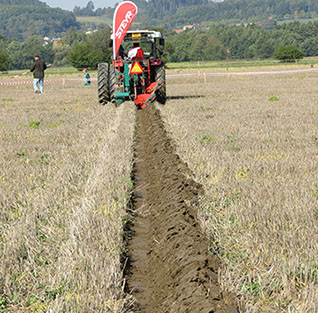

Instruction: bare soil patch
[126,105,237,313]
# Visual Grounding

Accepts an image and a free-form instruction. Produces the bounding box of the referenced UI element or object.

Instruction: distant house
[183,24,200,30]
[86,30,98,35]
[52,38,62,45]
[42,36,51,45]
[174,24,200,33]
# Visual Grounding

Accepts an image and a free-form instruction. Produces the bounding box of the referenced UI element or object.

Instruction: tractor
[97,30,166,109]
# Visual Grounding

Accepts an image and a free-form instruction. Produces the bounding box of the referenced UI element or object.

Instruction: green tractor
[98,30,166,109]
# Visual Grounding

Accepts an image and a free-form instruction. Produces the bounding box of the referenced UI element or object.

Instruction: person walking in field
[83,69,91,86]
[30,55,47,94]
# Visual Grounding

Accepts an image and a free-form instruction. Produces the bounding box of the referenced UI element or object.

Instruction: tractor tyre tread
[154,64,166,105]
[98,63,110,105]
[109,63,118,106]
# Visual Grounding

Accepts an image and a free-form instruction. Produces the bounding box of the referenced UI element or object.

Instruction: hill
[0,0,78,41]
[132,0,318,27]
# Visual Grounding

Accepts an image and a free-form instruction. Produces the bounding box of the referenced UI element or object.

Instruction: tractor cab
[98,30,166,109]
[115,30,164,61]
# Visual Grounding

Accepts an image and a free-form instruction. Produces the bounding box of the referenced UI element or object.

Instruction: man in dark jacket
[30,55,47,94]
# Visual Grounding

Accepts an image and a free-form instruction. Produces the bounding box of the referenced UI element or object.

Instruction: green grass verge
[167,58,318,69]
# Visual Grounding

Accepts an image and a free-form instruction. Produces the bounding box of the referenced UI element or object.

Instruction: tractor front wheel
[154,65,166,105]
[98,63,110,105]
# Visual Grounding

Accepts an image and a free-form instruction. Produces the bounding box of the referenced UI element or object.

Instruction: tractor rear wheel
[109,63,117,105]
[98,63,110,105]
[154,65,166,104]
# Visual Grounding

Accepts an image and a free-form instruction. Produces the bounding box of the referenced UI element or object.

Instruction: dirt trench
[125,104,238,313]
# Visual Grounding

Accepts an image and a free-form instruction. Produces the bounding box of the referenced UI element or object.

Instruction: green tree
[0,50,11,71]
[189,33,208,61]
[254,36,275,59]
[65,27,82,46]
[41,42,55,64]
[300,37,318,56]
[73,1,96,16]
[203,36,226,60]
[7,41,28,69]
[67,42,107,69]
[273,45,305,61]
[86,1,95,11]
[53,44,71,66]
[23,35,54,65]
[86,27,112,60]
[0,37,7,50]
[244,45,256,59]
[0,1,78,41]
[163,40,175,63]
[24,35,43,62]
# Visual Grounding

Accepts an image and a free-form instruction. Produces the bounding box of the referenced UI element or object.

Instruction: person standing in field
[83,68,91,86]
[30,55,47,94]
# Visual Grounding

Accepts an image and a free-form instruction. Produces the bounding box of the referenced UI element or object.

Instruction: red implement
[134,80,164,109]
[135,93,156,109]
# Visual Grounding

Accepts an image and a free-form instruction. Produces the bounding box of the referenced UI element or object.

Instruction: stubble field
[159,69,318,312]
[1,66,318,312]
[0,80,135,311]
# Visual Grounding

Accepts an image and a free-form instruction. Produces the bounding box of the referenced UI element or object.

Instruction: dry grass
[0,79,136,311]
[167,63,318,76]
[158,70,318,312]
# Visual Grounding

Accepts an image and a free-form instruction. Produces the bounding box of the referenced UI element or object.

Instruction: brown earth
[125,104,238,313]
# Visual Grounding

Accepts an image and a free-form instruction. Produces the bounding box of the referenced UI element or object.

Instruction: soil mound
[126,105,238,313]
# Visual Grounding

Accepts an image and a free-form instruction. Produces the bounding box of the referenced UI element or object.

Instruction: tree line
[73,1,112,17]
[132,0,318,28]
[166,21,318,62]
[0,21,317,71]
[0,0,78,41]
[0,27,111,71]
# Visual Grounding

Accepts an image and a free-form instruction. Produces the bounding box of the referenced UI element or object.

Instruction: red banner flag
[113,1,138,60]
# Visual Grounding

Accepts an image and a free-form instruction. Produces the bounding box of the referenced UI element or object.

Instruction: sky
[43,0,118,11]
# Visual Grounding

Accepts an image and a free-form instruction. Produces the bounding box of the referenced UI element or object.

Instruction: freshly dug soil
[126,104,238,313]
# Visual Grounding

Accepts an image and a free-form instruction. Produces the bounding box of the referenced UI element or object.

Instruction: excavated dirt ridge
[126,104,238,313]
